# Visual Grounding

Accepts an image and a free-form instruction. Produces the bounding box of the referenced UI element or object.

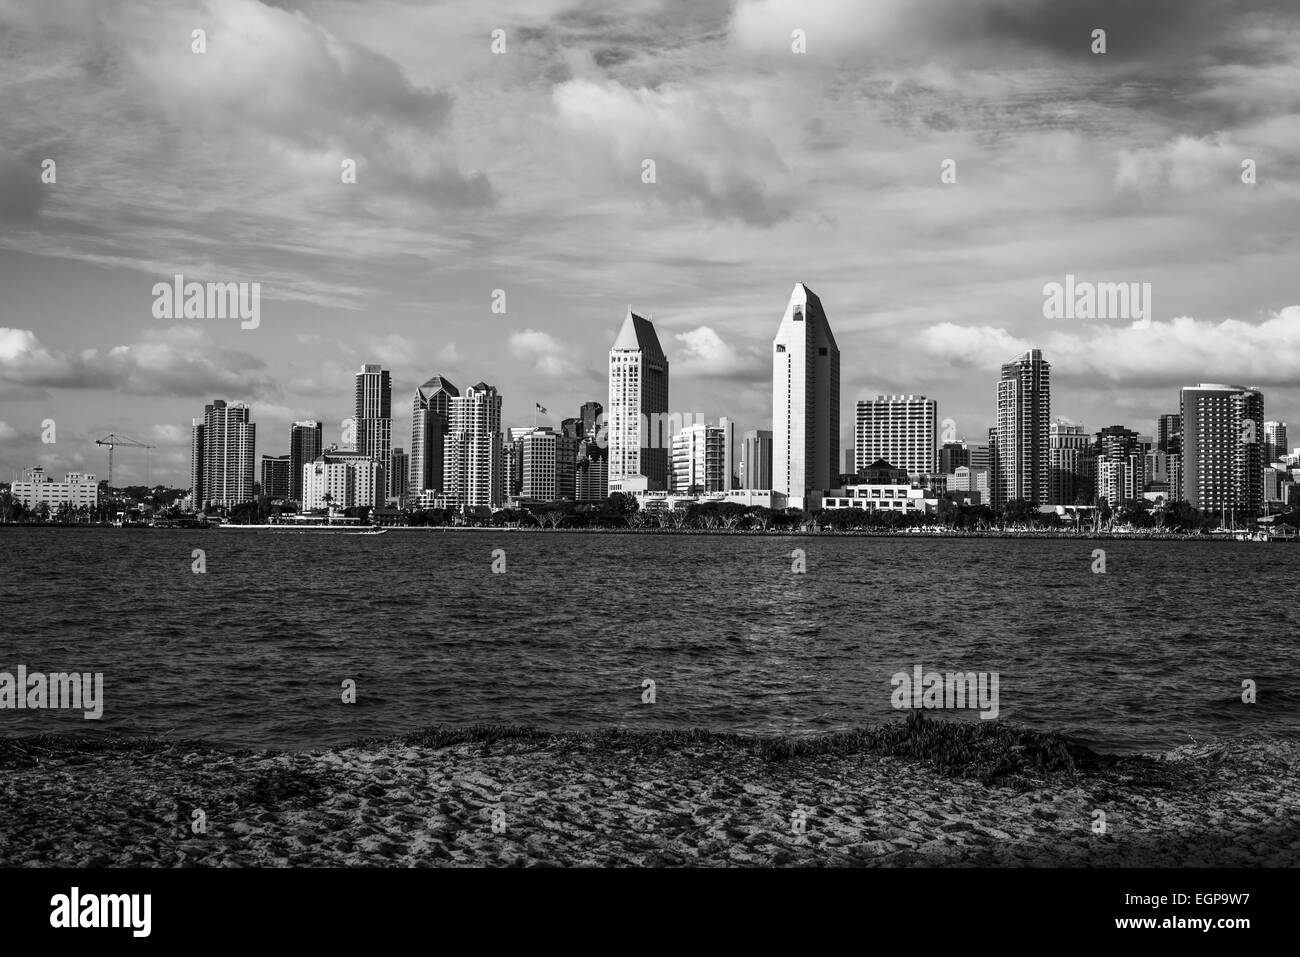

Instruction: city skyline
[4,1,1300,486]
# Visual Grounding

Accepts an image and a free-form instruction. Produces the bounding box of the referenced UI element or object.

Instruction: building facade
[11,468,99,510]
[192,399,256,509]
[289,420,323,503]
[260,454,291,501]
[773,282,840,508]
[302,450,384,511]
[1180,383,1265,516]
[355,364,393,498]
[740,429,773,490]
[410,375,458,498]
[608,309,670,491]
[855,395,936,478]
[444,382,504,507]
[992,350,1050,510]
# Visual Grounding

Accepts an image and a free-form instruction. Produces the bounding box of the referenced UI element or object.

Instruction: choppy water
[2,528,1296,753]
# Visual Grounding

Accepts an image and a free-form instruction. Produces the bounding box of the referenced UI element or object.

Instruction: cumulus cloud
[1115,135,1247,193]
[0,326,280,398]
[921,307,1300,388]
[671,326,767,381]
[552,77,793,225]
[507,328,581,379]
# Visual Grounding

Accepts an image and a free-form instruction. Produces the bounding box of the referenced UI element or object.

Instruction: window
[776,344,785,353]
[818,347,827,356]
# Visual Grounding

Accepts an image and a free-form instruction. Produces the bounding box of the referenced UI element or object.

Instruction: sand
[1,724,1296,867]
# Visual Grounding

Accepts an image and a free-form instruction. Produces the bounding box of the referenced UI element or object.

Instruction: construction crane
[95,433,156,487]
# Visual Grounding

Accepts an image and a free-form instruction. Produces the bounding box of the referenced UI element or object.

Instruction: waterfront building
[1180,383,1265,515]
[444,382,504,507]
[260,454,291,501]
[992,350,1050,509]
[289,420,323,502]
[355,364,394,498]
[11,468,99,510]
[192,399,256,509]
[773,282,840,508]
[855,395,937,479]
[608,309,670,492]
[302,449,384,511]
[410,376,458,498]
[740,429,773,490]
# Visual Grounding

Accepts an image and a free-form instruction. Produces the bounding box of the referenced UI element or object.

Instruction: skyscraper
[1157,413,1182,454]
[670,419,734,494]
[740,429,773,490]
[1264,421,1288,463]
[410,375,458,497]
[445,382,504,507]
[1180,383,1265,516]
[579,401,603,441]
[772,282,840,507]
[855,395,937,478]
[190,418,204,508]
[992,350,1050,510]
[390,447,408,506]
[289,420,323,502]
[355,364,393,498]
[608,309,669,491]
[519,427,578,501]
[1049,420,1093,506]
[260,454,291,501]
[192,400,256,509]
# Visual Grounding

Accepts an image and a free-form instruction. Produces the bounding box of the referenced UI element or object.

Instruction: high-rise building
[390,448,409,506]
[289,420,323,502]
[580,401,603,441]
[410,375,458,497]
[855,395,936,478]
[1157,413,1182,454]
[190,418,205,507]
[773,282,840,507]
[260,454,291,501]
[355,364,393,498]
[560,418,582,441]
[1095,425,1143,464]
[1264,421,1288,463]
[302,449,384,511]
[992,350,1050,509]
[1180,383,1265,516]
[192,400,256,509]
[1049,420,1092,506]
[576,443,609,502]
[938,442,970,475]
[445,382,504,507]
[671,419,734,494]
[740,429,773,490]
[518,427,578,501]
[608,309,670,491]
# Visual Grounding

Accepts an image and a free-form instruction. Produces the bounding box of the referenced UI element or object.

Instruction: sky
[2,0,1299,487]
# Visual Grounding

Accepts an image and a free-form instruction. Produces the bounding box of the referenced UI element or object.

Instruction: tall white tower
[607,308,669,491]
[772,283,840,508]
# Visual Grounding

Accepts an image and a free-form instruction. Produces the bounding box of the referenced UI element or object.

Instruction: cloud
[0,326,281,399]
[1115,134,1247,193]
[671,326,767,381]
[921,307,1300,388]
[507,328,581,378]
[0,420,19,441]
[552,77,793,226]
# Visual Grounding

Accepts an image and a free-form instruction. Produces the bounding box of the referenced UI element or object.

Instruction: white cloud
[507,328,580,379]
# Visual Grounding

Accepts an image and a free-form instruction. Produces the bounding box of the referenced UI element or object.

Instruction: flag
[536,403,548,415]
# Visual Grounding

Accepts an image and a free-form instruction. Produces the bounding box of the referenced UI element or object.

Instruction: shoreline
[1,523,1290,541]
[3,719,1295,867]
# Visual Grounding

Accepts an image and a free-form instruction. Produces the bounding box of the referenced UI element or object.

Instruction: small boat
[351,527,387,535]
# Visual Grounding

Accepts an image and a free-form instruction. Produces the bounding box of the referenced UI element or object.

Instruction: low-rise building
[11,468,99,510]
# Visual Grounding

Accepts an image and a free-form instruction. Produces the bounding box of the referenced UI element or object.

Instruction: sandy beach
[2,719,1296,867]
